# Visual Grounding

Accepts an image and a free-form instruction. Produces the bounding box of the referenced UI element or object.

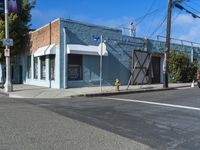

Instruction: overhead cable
[174,2,200,19]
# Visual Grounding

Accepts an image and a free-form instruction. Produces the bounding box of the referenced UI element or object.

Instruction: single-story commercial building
[0,18,200,89]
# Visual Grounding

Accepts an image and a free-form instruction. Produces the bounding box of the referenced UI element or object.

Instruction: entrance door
[152,56,160,84]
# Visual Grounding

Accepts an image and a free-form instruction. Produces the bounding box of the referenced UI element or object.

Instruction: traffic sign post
[4,0,13,92]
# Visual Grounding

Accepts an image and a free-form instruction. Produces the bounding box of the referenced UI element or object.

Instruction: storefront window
[50,55,55,80]
[34,57,38,79]
[41,56,46,80]
[68,54,82,80]
[27,56,31,79]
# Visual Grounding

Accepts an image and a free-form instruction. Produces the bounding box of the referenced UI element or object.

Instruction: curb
[0,91,9,97]
[0,85,192,99]
[73,85,192,98]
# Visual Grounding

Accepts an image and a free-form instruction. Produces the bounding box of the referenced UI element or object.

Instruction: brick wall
[26,19,60,53]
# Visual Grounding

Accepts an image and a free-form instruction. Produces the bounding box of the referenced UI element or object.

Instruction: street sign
[3,38,13,46]
[4,48,10,57]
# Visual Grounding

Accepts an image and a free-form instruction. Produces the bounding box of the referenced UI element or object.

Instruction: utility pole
[4,0,13,92]
[163,0,172,88]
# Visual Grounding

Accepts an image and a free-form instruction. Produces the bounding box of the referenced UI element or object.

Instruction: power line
[142,5,166,37]
[182,2,200,14]
[116,8,163,31]
[158,10,182,36]
[135,0,157,26]
[148,14,167,39]
[135,8,160,23]
[188,0,200,8]
[174,2,200,19]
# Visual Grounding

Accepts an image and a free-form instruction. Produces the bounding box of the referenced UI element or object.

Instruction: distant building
[0,18,200,88]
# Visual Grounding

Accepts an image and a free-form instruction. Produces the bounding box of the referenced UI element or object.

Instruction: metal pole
[100,35,103,92]
[4,0,13,92]
[191,42,194,63]
[163,0,172,88]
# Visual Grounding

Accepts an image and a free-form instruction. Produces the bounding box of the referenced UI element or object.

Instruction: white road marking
[103,97,200,111]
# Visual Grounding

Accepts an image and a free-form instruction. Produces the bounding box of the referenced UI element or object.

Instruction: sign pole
[100,35,103,92]
[4,0,13,92]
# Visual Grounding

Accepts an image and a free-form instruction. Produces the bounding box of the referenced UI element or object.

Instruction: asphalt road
[0,87,200,150]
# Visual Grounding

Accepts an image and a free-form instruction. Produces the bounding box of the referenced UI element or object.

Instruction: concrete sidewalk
[0,83,194,99]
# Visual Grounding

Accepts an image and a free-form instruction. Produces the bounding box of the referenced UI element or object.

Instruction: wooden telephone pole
[163,0,172,88]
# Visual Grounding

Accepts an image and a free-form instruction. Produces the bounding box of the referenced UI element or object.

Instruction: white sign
[3,38,13,46]
[163,53,167,72]
[4,48,10,57]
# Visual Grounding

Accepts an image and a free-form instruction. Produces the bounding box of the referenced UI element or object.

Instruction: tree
[169,50,198,83]
[0,0,35,62]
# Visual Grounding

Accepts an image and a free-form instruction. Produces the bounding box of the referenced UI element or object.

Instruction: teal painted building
[0,18,200,88]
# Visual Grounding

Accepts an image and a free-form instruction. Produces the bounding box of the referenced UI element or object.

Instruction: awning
[67,43,108,56]
[34,44,56,57]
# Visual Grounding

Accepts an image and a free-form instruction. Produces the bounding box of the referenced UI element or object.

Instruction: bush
[169,50,198,83]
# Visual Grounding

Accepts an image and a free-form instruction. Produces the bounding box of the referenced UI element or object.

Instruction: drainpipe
[49,22,52,88]
[63,27,67,88]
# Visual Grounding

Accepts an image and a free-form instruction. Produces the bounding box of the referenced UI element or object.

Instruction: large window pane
[27,56,31,79]
[34,57,38,79]
[41,56,46,80]
[50,55,55,80]
[68,54,82,80]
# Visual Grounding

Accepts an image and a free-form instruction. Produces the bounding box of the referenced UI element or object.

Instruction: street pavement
[0,97,151,150]
[0,87,200,149]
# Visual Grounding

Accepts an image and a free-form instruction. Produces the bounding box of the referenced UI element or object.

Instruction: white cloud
[178,26,200,42]
[174,13,195,25]
[171,13,200,43]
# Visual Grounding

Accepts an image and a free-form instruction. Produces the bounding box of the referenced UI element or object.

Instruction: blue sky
[31,0,200,44]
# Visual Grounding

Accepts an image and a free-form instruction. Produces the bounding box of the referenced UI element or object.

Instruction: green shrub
[169,50,198,83]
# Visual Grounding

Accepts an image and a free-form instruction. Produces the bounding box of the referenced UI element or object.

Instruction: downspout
[63,27,67,88]
[49,22,52,88]
[49,22,52,45]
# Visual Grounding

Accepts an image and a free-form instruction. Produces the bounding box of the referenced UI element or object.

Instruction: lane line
[103,97,200,111]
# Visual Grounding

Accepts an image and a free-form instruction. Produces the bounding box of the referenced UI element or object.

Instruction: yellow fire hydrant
[115,79,120,91]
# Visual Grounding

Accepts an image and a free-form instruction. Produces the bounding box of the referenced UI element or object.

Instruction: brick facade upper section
[26,19,60,53]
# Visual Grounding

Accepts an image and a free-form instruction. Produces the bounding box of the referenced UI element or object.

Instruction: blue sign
[93,36,100,42]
